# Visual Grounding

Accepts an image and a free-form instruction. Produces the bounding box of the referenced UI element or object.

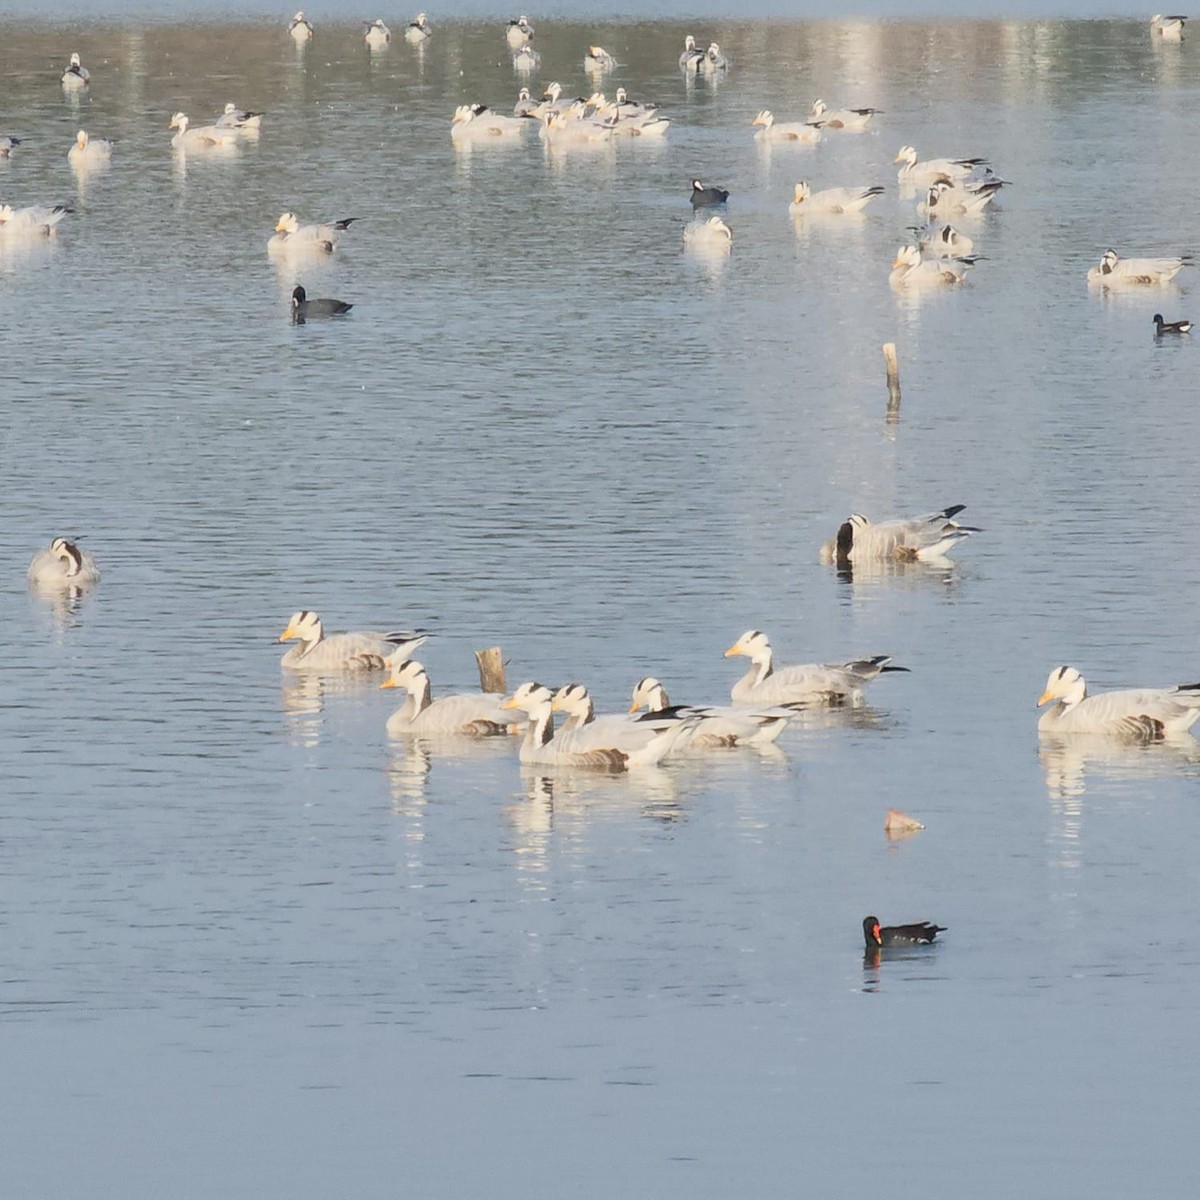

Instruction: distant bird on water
[1150,12,1186,39]
[1,135,21,158]
[691,179,729,208]
[288,11,314,42]
[291,285,353,321]
[863,917,946,947]
[1153,312,1192,334]
[61,52,89,89]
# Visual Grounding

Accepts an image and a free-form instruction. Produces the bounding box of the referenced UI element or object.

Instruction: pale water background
[3,12,1199,1198]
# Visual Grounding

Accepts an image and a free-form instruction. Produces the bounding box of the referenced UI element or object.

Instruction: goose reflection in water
[518,766,683,825]
[1039,732,1200,801]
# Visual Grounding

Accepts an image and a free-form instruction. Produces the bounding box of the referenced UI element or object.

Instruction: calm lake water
[3,14,1199,1198]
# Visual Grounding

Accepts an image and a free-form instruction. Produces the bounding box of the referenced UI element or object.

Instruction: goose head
[892,245,922,270]
[293,11,307,22]
[630,677,670,713]
[1098,248,1119,275]
[683,35,696,50]
[725,630,771,663]
[810,98,828,117]
[1038,666,1087,710]
[380,658,427,692]
[707,42,722,55]
[752,110,774,128]
[503,681,554,715]
[615,87,628,103]
[543,81,563,101]
[518,86,530,101]
[894,145,918,169]
[169,113,189,132]
[792,181,811,204]
[280,609,322,644]
[50,537,85,576]
[74,130,89,150]
[552,683,595,721]
[416,13,429,26]
[69,52,82,67]
[275,211,300,233]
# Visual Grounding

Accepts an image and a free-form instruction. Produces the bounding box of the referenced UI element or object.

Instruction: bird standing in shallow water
[863,916,946,947]
[1153,313,1192,335]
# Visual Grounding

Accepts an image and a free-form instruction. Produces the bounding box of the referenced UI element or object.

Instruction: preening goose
[679,35,706,71]
[451,103,528,142]
[405,13,433,43]
[279,610,427,671]
[684,215,732,248]
[725,630,907,707]
[819,505,978,565]
[382,659,513,737]
[807,99,879,132]
[918,179,1003,218]
[789,181,883,215]
[0,203,70,238]
[916,222,974,258]
[700,43,728,72]
[61,52,90,89]
[629,677,797,748]
[1037,666,1200,738]
[268,212,359,255]
[1087,249,1188,286]
[752,110,822,144]
[28,538,101,587]
[288,11,314,42]
[890,244,975,288]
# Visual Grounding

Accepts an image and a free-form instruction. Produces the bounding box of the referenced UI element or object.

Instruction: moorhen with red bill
[863,916,945,947]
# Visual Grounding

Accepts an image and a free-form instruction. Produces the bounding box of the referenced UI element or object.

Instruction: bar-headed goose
[725,630,907,707]
[1087,249,1189,287]
[288,11,314,42]
[451,103,528,142]
[584,45,619,71]
[169,113,238,151]
[61,52,90,89]
[894,145,995,189]
[1037,666,1200,738]
[629,678,797,748]
[684,216,732,249]
[405,13,433,43]
[67,130,113,165]
[214,103,264,131]
[1151,13,1186,39]
[268,212,358,256]
[890,244,975,288]
[382,660,513,737]
[28,538,101,587]
[819,505,978,565]
[364,19,390,48]
[679,35,705,71]
[916,223,974,258]
[752,110,822,144]
[701,43,728,71]
[512,44,541,70]
[918,179,1003,218]
[279,610,426,671]
[789,181,883,215]
[807,99,879,131]
[0,203,70,238]
[506,15,534,48]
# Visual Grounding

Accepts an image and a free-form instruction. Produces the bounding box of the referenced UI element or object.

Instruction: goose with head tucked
[506,15,534,48]
[67,130,113,165]
[169,113,238,151]
[629,677,798,748]
[288,11,314,42]
[364,19,391,48]
[1087,248,1189,287]
[584,45,619,71]
[1151,12,1186,38]
[807,98,879,132]
[752,110,822,144]
[725,630,907,707]
[382,659,513,737]
[214,102,264,131]
[0,203,71,238]
[1037,666,1200,738]
[61,52,90,89]
[684,215,732,249]
[789,181,883,215]
[279,610,427,672]
[268,212,359,256]
[820,505,978,566]
[291,285,352,321]
[890,244,975,289]
[28,538,101,588]
[1,136,21,158]
[700,42,728,72]
[452,103,529,142]
[679,34,706,71]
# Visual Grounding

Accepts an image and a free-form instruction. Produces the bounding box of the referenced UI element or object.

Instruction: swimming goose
[918,179,1003,218]
[540,108,614,145]
[700,43,728,72]
[513,87,538,116]
[806,99,879,132]
[364,19,390,48]
[916,222,974,258]
[890,244,974,288]
[0,136,20,158]
[863,917,945,947]
[382,659,513,737]
[405,13,432,44]
[67,130,113,165]
[789,181,883,215]
[529,82,583,120]
[512,44,541,70]
[279,610,426,671]
[752,110,822,144]
[288,11,314,41]
[61,52,89,89]
[679,35,706,71]
[1153,312,1192,334]
[1151,12,1186,38]
[895,145,994,189]
[1087,249,1188,286]
[725,630,907,707]
[268,212,359,256]
[452,103,529,142]
[291,285,352,321]
[1037,666,1200,738]
[584,45,619,71]
[0,203,71,238]
[629,677,796,748]
[550,683,697,767]
[690,179,729,208]
[28,538,101,587]
[506,15,534,48]
[214,103,264,131]
[819,505,978,565]
[684,215,732,248]
[169,113,238,151]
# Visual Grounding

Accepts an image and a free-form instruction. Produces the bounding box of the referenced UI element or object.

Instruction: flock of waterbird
[18,12,1200,947]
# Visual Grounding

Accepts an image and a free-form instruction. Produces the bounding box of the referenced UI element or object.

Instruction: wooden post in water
[475,646,507,694]
[882,342,901,421]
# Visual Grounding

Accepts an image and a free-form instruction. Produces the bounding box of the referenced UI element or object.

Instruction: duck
[863,917,945,948]
[404,13,432,44]
[1153,312,1192,334]
[684,215,732,248]
[382,659,513,737]
[506,15,534,48]
[679,34,706,71]
[752,110,822,144]
[700,42,728,72]
[61,52,89,89]
[806,99,879,132]
[268,212,359,256]
[1037,666,1200,738]
[819,505,978,566]
[916,222,974,258]
[67,130,113,165]
[1087,249,1188,286]
[214,103,264,131]
[451,103,529,142]
[690,179,729,208]
[288,11,314,42]
[169,113,238,151]
[584,45,619,71]
[725,630,907,707]
[918,179,1003,218]
[889,244,975,288]
[512,44,541,70]
[279,610,426,672]
[364,19,390,48]
[629,677,797,748]
[28,538,101,587]
[291,285,353,321]
[0,203,71,238]
[894,145,995,189]
[1151,12,1187,38]
[789,181,883,215]
[0,136,21,158]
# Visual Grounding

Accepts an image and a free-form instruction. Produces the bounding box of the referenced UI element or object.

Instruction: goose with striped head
[1037,666,1200,738]
[629,677,798,748]
[819,505,978,566]
[279,610,426,671]
[382,659,513,737]
[28,538,101,588]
